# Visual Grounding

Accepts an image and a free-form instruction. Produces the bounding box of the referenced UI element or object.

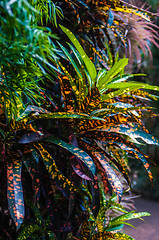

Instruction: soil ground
[123,197,159,240]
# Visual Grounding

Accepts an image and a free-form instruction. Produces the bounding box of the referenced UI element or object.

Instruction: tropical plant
[0,0,159,239]
[48,0,159,70]
[80,190,150,240]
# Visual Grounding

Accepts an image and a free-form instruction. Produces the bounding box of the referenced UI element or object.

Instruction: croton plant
[0,0,159,239]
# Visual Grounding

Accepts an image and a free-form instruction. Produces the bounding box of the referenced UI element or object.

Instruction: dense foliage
[0,0,159,239]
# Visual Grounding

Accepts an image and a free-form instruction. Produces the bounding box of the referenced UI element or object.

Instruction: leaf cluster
[0,0,159,240]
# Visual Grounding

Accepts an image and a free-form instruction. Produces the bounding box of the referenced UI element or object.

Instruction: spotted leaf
[71,157,92,180]
[17,105,51,121]
[28,111,106,122]
[110,211,150,226]
[114,142,153,182]
[35,143,76,194]
[91,231,135,240]
[46,136,96,175]
[7,154,24,230]
[107,81,159,91]
[17,224,41,240]
[76,87,101,114]
[101,125,159,145]
[93,151,123,202]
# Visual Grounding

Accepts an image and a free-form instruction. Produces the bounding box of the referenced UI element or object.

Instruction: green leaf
[111,211,150,224]
[105,223,124,233]
[57,42,83,80]
[113,232,135,240]
[90,105,152,117]
[59,25,97,85]
[109,204,128,214]
[7,156,24,230]
[101,81,159,101]
[97,58,128,90]
[107,81,159,91]
[26,201,43,226]
[46,136,96,175]
[28,111,107,123]
[17,105,51,121]
[111,73,146,84]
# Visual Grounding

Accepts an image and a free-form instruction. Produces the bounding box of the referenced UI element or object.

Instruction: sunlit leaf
[17,105,51,121]
[59,25,97,85]
[101,125,159,145]
[97,58,128,90]
[110,211,150,225]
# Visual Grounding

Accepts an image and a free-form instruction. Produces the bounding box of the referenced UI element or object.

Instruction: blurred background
[124,1,159,239]
[129,0,159,200]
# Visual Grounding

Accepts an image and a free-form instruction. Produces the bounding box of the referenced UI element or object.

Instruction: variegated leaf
[93,151,123,202]
[35,143,76,194]
[17,224,40,240]
[46,136,96,175]
[17,105,51,121]
[100,125,159,145]
[110,211,150,226]
[58,74,75,112]
[76,87,101,114]
[7,154,24,230]
[114,142,153,181]
[71,157,92,180]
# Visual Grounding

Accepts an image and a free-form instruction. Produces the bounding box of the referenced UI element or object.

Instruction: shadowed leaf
[7,154,24,230]
[17,224,40,240]
[46,136,96,175]
[93,152,123,202]
[19,132,46,144]
[35,143,76,194]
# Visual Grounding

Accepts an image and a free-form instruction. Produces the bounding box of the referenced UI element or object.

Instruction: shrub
[0,0,158,239]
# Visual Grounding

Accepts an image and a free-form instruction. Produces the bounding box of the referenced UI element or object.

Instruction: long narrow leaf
[97,58,128,90]
[45,136,96,175]
[101,126,159,145]
[93,151,123,202]
[35,143,76,194]
[7,155,24,230]
[59,25,97,85]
